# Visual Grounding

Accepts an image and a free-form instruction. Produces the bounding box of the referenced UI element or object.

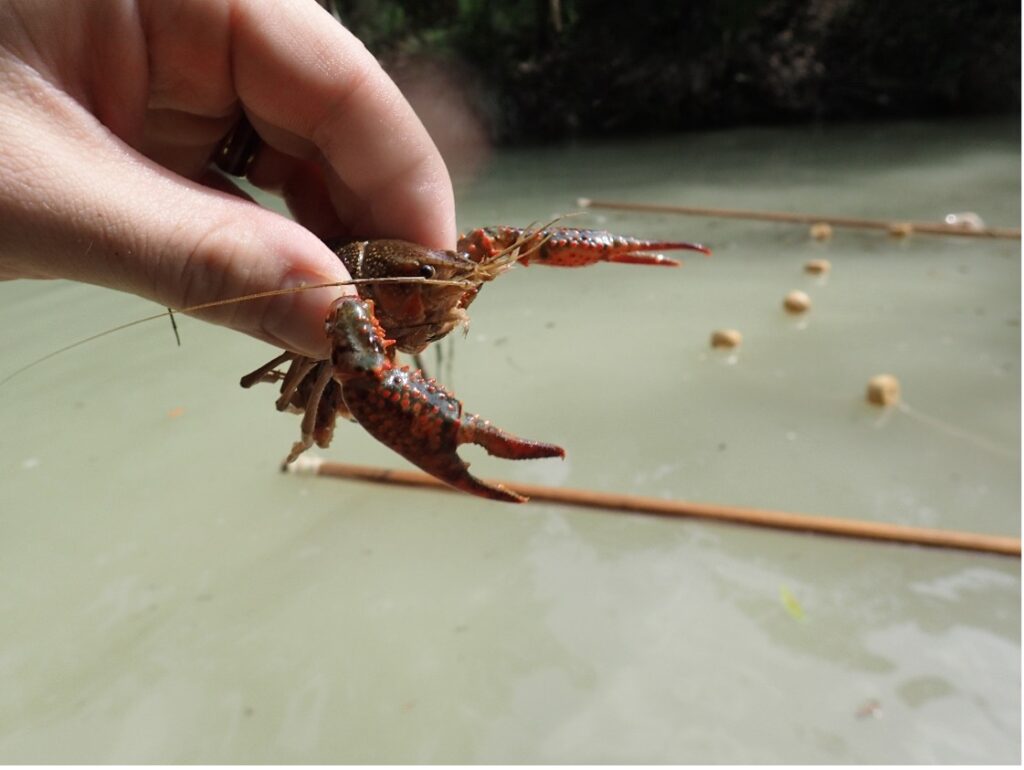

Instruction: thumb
[0,101,350,359]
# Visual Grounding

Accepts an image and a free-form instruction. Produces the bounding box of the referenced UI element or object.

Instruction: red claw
[458,226,711,268]
[329,298,563,503]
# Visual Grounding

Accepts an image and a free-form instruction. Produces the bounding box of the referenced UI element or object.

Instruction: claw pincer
[459,226,711,267]
[329,298,564,503]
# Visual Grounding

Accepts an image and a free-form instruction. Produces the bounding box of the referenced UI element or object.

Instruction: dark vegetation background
[327,0,1020,145]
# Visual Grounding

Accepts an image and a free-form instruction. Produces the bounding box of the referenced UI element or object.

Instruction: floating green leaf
[779,585,806,622]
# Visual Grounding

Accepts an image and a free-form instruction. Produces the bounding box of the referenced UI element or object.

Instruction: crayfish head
[328,238,486,354]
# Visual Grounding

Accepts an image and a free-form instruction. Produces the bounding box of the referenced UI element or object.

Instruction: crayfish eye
[418,264,436,279]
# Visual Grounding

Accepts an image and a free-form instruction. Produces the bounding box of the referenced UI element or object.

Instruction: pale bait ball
[783,290,812,314]
[809,222,834,241]
[710,329,743,349]
[866,374,901,406]
[804,258,831,275]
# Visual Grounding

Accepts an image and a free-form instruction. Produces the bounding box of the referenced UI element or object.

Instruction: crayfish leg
[239,351,295,388]
[274,356,319,413]
[283,362,334,465]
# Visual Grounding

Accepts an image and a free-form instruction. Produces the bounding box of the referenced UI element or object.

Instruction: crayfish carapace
[241,226,711,502]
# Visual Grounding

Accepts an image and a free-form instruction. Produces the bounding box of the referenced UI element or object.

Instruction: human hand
[0,0,456,358]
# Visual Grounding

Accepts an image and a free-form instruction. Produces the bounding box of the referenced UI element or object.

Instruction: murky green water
[0,118,1019,762]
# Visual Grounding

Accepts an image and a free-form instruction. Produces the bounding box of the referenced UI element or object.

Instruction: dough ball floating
[783,290,812,314]
[809,222,833,241]
[804,258,831,275]
[866,374,901,406]
[710,329,743,349]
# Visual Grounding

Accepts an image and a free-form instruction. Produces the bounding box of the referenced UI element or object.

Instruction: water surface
[0,118,1018,762]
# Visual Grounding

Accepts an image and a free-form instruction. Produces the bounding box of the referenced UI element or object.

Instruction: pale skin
[0,0,456,358]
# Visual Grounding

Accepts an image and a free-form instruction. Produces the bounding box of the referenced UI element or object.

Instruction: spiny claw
[459,226,711,268]
[449,414,564,502]
[330,298,564,502]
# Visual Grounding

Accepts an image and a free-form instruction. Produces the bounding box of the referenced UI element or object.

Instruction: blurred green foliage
[328,0,1020,143]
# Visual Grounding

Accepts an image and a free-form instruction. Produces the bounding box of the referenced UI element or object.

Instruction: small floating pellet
[710,329,742,348]
[866,374,901,406]
[809,222,833,241]
[783,290,811,314]
[804,258,831,275]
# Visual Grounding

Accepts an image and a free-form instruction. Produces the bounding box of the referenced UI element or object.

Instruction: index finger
[231,1,456,250]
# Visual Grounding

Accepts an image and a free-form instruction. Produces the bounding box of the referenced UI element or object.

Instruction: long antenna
[0,276,471,387]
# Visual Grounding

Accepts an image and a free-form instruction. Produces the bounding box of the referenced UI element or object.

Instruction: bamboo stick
[290,460,1021,557]
[577,198,1022,240]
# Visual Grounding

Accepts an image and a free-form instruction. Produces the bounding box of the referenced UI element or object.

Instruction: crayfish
[241,226,710,502]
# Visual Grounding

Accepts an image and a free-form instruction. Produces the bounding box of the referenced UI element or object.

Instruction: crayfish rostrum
[241,226,710,502]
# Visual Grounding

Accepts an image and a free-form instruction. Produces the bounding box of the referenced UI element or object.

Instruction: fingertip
[240,217,355,358]
[367,159,457,250]
[157,200,352,359]
[225,4,457,251]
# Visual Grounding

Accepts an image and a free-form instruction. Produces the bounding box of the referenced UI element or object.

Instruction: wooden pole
[291,461,1021,557]
[577,198,1022,240]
